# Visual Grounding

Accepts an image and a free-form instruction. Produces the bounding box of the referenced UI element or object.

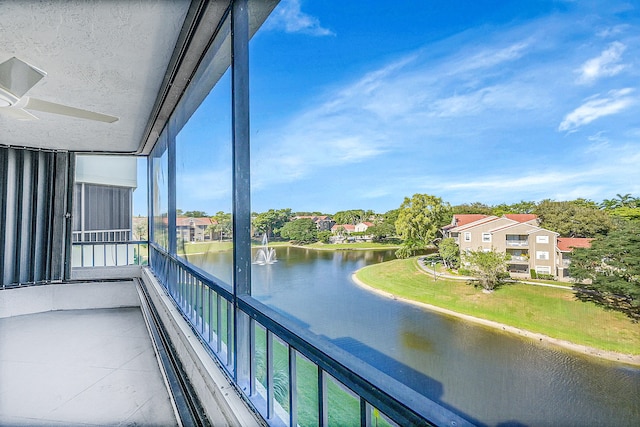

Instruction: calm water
[186,247,640,426]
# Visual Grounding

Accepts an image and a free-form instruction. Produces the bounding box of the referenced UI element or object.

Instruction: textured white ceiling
[0,0,190,153]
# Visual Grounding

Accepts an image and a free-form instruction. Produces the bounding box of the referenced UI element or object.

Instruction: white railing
[72,229,132,242]
[506,240,528,247]
[71,240,148,267]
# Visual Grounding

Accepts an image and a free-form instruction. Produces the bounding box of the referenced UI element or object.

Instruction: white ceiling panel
[0,0,191,153]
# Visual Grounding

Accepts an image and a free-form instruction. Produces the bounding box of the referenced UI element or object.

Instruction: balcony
[0,284,176,426]
[507,255,529,263]
[505,239,529,247]
[0,270,263,426]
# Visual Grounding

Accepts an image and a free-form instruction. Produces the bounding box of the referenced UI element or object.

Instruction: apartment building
[443,214,560,278]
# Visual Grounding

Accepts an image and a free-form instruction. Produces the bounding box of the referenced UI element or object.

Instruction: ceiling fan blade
[0,57,46,98]
[25,97,119,123]
[0,107,38,121]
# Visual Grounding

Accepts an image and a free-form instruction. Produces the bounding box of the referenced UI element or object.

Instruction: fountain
[254,233,277,265]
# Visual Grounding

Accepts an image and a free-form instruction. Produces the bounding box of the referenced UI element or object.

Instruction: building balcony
[506,240,529,247]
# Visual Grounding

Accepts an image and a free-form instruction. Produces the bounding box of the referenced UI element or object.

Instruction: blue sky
[154,0,640,216]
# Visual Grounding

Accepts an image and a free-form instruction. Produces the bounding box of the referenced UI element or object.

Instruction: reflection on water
[187,247,640,426]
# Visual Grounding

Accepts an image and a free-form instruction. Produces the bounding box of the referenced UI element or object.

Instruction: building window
[536,266,551,275]
[536,235,549,244]
[464,232,471,242]
[536,251,549,260]
[482,232,491,242]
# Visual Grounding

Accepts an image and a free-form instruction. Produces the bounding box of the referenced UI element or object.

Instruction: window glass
[72,154,145,266]
[150,134,169,250]
[246,1,640,426]
[536,251,549,260]
[174,17,233,289]
[536,235,549,244]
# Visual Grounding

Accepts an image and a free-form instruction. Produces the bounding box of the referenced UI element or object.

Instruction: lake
[186,246,640,426]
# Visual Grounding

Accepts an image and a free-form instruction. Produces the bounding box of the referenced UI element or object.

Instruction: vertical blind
[0,146,72,287]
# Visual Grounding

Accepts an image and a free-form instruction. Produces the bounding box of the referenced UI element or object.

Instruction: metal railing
[505,240,528,247]
[72,229,132,243]
[149,244,472,427]
[71,241,148,267]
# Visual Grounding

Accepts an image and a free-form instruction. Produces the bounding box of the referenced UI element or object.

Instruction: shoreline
[292,244,400,251]
[351,273,640,367]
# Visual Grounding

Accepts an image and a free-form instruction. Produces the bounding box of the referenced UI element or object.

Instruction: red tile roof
[452,214,489,227]
[331,224,356,232]
[557,237,593,251]
[504,214,538,223]
[176,217,212,227]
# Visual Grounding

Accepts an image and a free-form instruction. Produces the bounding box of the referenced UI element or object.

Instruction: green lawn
[356,258,640,355]
[178,241,234,255]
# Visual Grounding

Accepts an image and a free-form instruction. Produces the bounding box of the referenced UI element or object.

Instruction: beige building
[556,237,593,279]
[176,217,213,243]
[443,214,561,279]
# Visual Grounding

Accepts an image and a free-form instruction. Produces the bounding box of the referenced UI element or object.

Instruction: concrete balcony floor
[0,307,177,426]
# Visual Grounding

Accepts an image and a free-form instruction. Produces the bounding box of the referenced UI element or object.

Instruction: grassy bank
[178,241,234,255]
[356,258,640,356]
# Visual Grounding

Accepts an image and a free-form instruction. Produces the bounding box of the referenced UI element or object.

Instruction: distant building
[176,217,213,242]
[355,222,374,233]
[331,224,356,235]
[293,215,335,231]
[556,237,593,279]
[73,155,137,242]
[442,214,585,280]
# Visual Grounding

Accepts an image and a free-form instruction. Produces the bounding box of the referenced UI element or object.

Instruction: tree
[183,210,208,218]
[317,230,332,243]
[535,199,613,237]
[609,207,640,221]
[368,221,397,242]
[491,200,536,216]
[279,218,318,244]
[208,211,232,241]
[253,208,292,238]
[133,216,148,240]
[600,194,640,210]
[569,220,640,320]
[394,194,450,258]
[464,248,509,291]
[452,202,493,215]
[333,209,366,225]
[438,238,460,269]
[366,209,399,242]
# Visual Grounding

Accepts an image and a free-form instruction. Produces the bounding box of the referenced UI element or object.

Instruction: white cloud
[596,25,629,38]
[252,12,640,210]
[558,88,635,132]
[576,41,627,84]
[460,41,530,72]
[264,0,334,36]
